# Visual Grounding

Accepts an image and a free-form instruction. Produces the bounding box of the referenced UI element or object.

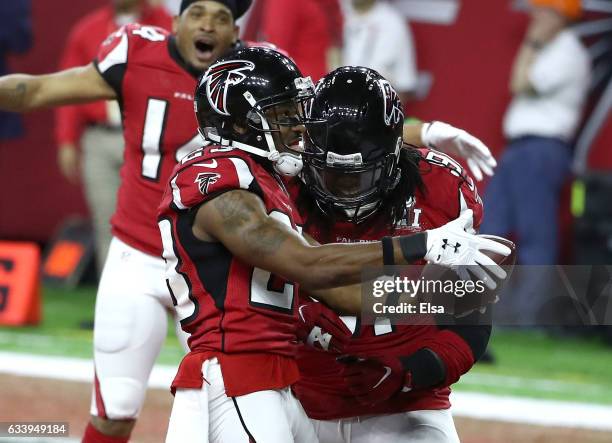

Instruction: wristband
[399,348,446,389]
[397,232,427,262]
[382,236,395,266]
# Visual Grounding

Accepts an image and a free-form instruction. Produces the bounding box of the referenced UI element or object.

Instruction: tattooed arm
[0,63,115,112]
[193,190,411,313]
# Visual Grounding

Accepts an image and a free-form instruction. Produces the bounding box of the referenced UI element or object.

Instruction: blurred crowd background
[1,0,611,277]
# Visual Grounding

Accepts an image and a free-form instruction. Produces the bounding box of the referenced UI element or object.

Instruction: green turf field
[1,286,611,405]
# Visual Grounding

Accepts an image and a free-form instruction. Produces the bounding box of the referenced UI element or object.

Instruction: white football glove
[421,121,497,181]
[424,210,510,284]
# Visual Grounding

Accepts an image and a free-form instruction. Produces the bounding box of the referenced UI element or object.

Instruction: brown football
[420,235,516,316]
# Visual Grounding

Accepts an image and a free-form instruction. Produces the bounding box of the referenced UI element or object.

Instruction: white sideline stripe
[0,352,176,389]
[2,352,612,431]
[460,371,608,395]
[451,391,612,431]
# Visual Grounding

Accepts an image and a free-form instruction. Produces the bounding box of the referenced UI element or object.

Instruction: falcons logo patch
[200,60,255,116]
[379,79,404,126]
[195,172,220,195]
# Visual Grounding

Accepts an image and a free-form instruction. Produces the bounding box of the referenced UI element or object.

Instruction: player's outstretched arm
[194,191,510,313]
[403,120,497,181]
[194,190,395,288]
[0,63,115,112]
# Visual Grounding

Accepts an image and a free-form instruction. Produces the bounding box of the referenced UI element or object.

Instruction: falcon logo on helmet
[201,60,255,116]
[195,172,221,195]
[379,79,404,127]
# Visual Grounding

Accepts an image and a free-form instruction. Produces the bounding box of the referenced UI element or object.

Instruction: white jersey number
[141,98,205,181]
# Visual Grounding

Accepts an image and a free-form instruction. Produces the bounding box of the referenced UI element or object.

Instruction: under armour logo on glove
[424,210,511,283]
[441,239,461,253]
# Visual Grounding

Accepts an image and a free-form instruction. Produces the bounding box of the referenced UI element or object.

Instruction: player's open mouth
[194,39,215,62]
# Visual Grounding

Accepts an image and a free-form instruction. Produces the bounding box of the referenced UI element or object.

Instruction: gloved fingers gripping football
[474,236,511,257]
[473,252,507,280]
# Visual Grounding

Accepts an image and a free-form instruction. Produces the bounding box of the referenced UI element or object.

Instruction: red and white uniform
[95,23,204,256]
[159,146,316,443]
[293,149,482,442]
[89,23,199,422]
[89,23,281,424]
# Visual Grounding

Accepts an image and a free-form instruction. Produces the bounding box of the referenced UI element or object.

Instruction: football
[420,235,516,317]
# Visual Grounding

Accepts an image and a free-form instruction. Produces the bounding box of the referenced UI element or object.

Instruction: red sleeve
[459,173,483,232]
[170,154,263,210]
[418,329,476,386]
[94,25,131,95]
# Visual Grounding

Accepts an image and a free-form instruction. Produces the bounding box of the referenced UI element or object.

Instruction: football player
[0,1,254,441]
[159,47,508,442]
[292,67,495,442]
[0,1,495,441]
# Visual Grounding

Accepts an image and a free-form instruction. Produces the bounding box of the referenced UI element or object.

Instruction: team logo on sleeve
[379,80,404,126]
[200,60,255,116]
[195,172,221,194]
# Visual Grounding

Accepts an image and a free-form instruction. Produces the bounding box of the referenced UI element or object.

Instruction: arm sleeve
[170,155,264,211]
[458,173,483,233]
[416,309,492,386]
[93,26,131,97]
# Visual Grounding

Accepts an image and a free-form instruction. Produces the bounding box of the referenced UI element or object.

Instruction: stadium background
[1,1,612,442]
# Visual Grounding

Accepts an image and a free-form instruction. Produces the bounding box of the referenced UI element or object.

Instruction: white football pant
[312,409,460,443]
[166,357,318,443]
[91,237,189,419]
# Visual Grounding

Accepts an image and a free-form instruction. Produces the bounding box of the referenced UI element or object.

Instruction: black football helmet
[303,66,404,222]
[195,46,317,176]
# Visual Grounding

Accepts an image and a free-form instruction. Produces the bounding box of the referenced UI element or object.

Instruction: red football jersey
[95,24,203,256]
[293,148,483,419]
[158,146,303,396]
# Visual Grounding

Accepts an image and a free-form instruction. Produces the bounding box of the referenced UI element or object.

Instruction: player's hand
[338,355,410,406]
[58,143,80,184]
[421,121,496,181]
[296,301,352,353]
[424,210,510,284]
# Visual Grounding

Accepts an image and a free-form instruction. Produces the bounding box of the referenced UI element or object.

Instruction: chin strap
[201,90,304,177]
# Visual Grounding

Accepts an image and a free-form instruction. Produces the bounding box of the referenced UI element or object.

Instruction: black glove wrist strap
[399,348,446,389]
[398,232,427,262]
[382,236,395,266]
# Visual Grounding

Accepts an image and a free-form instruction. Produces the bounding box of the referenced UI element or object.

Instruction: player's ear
[233,25,240,41]
[172,15,181,34]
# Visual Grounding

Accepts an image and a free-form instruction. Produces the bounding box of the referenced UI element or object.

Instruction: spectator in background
[342,0,417,105]
[241,0,335,81]
[0,0,32,140]
[481,0,591,321]
[55,0,171,274]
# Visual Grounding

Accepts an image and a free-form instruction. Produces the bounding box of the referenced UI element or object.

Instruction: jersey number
[158,218,197,324]
[141,98,205,181]
[132,26,165,42]
[249,211,299,314]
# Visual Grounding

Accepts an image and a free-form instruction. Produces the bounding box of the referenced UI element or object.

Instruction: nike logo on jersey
[194,160,218,168]
[372,366,392,389]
